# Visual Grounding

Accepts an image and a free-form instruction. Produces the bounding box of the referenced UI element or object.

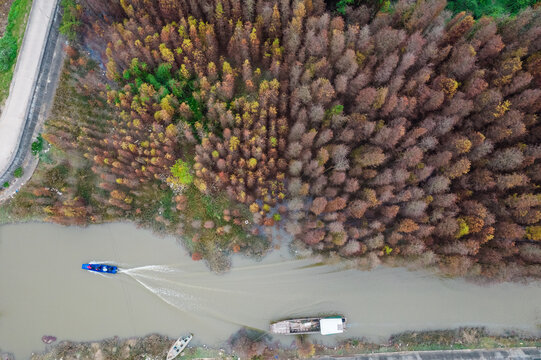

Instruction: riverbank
[5,327,539,360]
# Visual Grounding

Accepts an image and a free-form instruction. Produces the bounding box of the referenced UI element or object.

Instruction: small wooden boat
[166,333,193,360]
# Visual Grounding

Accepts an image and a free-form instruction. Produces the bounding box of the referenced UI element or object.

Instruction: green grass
[333,0,538,19]
[0,205,11,224]
[0,33,17,72]
[181,185,270,269]
[0,0,33,105]
[447,0,538,18]
[159,188,175,222]
[183,185,245,245]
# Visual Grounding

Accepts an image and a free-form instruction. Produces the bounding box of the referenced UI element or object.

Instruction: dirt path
[317,347,541,359]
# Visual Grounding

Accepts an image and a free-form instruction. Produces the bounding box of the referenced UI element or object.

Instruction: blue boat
[82,263,118,274]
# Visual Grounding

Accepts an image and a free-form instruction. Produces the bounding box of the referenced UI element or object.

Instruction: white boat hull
[167,333,193,360]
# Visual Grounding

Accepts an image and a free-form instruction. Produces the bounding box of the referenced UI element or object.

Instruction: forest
[6,0,541,278]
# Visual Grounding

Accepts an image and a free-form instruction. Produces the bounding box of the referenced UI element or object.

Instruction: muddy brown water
[0,222,540,359]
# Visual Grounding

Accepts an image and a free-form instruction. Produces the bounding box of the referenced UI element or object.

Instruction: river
[0,222,540,359]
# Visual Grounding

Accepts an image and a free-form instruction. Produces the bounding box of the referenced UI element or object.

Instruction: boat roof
[320,318,344,335]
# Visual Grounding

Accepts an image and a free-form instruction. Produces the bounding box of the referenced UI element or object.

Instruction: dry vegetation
[27,327,541,360]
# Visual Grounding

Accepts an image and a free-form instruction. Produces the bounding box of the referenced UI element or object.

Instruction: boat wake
[118,264,260,326]
[114,260,347,330]
[119,264,177,274]
[121,268,199,311]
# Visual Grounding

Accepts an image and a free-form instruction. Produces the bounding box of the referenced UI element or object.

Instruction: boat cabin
[319,317,345,335]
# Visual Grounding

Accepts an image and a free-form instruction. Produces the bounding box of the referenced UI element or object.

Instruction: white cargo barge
[270,316,346,335]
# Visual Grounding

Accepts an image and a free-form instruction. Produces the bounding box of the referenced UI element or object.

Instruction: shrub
[0,34,17,72]
[170,159,193,185]
[13,167,23,178]
[31,134,44,155]
[489,148,524,171]
[526,226,541,241]
[46,164,69,189]
[59,0,80,41]
[310,197,327,216]
[455,218,470,239]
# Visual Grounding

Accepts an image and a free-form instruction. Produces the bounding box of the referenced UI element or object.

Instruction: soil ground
[0,0,15,37]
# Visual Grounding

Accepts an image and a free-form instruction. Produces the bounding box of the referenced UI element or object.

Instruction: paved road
[0,0,59,177]
[0,0,63,202]
[317,347,541,360]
